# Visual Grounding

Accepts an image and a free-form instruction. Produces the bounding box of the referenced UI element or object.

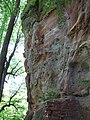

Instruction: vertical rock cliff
[21,0,90,119]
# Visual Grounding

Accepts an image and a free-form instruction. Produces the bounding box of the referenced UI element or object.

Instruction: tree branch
[7,65,23,79]
[0,31,21,100]
[0,103,17,112]
[0,0,20,102]
[0,85,22,112]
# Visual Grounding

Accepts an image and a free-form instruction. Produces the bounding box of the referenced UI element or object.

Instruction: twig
[0,85,22,112]
[7,65,23,79]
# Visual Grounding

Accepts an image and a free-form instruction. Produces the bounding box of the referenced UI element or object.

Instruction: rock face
[32,96,83,120]
[22,0,90,119]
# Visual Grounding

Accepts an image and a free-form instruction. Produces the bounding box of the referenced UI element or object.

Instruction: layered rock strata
[22,0,90,119]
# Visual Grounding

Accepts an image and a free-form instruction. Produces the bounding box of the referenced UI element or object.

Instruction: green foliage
[81,80,90,83]
[0,0,26,46]
[45,0,72,14]
[0,4,9,45]
[41,90,60,101]
[0,93,27,120]
[29,0,72,18]
[0,0,18,45]
[29,0,36,5]
[0,106,26,120]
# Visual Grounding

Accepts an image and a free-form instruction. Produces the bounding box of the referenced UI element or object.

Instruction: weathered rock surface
[78,95,90,120]
[22,0,90,119]
[32,96,83,120]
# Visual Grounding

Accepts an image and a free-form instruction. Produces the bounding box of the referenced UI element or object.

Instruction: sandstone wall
[22,0,90,119]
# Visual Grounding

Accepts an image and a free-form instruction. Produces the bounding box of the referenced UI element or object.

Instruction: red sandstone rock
[22,0,90,119]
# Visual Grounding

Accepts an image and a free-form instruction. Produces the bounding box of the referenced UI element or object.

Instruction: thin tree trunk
[0,0,20,102]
